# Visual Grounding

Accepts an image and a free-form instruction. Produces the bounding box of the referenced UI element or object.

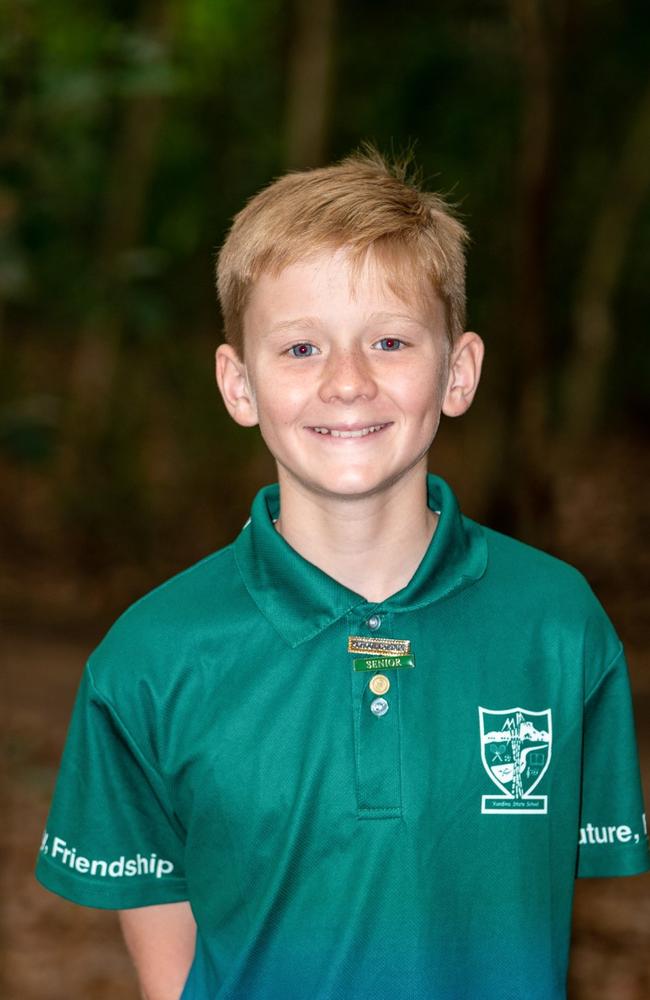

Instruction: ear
[215,344,259,427]
[442,332,484,418]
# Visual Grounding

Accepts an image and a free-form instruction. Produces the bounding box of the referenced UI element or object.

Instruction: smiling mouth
[309,423,389,438]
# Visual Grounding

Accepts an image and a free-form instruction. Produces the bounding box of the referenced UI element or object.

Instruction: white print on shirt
[579,812,647,847]
[40,830,174,879]
[479,707,552,814]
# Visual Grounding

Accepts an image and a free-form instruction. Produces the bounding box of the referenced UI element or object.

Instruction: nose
[318,347,378,404]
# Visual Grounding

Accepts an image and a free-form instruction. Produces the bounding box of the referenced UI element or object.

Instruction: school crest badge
[479,707,552,814]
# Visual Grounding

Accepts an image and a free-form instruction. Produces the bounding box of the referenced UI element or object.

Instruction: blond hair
[216,144,469,356]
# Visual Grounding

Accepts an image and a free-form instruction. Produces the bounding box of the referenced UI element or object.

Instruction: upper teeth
[312,424,385,438]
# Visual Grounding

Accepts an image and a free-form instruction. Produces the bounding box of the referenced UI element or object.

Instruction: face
[216,249,482,504]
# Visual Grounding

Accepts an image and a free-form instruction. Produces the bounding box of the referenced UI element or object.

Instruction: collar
[233,474,488,647]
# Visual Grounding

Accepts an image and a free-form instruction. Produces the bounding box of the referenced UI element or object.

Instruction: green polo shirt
[36,475,649,999]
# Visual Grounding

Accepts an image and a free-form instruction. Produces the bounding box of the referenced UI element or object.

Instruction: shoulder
[108,543,241,635]
[480,522,587,596]
[475,521,621,665]
[87,540,253,695]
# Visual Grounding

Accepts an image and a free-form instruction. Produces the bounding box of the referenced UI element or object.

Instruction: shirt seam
[85,661,185,841]
[584,642,625,703]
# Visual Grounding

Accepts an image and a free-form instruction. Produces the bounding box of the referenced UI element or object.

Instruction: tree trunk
[503,0,561,544]
[285,0,337,169]
[66,1,174,422]
[563,77,650,445]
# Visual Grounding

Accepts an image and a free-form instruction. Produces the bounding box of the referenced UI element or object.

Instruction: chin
[306,453,432,501]
[308,470,397,501]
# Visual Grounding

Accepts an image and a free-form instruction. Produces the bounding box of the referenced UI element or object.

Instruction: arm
[119,901,197,1000]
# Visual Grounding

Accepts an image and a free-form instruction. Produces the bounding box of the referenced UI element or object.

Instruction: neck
[274,467,438,603]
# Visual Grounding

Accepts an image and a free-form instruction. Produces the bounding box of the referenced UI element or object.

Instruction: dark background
[2,1,649,996]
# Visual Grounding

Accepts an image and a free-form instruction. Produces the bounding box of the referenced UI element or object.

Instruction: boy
[36,147,649,1000]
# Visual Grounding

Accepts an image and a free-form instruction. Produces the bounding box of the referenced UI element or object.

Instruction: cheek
[395,370,442,412]
[255,383,306,430]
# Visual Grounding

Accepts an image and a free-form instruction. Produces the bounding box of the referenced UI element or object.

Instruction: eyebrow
[368,311,429,328]
[268,311,427,334]
[268,316,321,334]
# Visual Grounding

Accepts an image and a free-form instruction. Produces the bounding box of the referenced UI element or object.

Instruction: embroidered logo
[479,707,552,814]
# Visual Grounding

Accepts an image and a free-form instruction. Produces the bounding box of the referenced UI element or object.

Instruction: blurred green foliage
[1,0,649,600]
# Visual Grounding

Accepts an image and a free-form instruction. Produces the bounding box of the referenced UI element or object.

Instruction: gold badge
[369,674,390,695]
[347,635,411,656]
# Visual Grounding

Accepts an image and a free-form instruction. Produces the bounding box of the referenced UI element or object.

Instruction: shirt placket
[348,610,404,819]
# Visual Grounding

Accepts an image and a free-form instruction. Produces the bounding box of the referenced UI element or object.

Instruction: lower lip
[306,424,391,441]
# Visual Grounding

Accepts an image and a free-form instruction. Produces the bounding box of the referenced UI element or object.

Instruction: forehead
[243,248,444,336]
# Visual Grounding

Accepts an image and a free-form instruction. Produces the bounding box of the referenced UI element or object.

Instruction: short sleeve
[35,663,188,908]
[576,646,649,878]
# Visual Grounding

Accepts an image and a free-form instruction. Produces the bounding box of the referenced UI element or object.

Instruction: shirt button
[369,674,390,696]
[367,614,382,630]
[370,697,389,717]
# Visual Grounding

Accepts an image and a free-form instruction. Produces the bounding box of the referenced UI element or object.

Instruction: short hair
[215,144,469,357]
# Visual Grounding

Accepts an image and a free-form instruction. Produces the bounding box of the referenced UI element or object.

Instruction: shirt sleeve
[576,645,649,878]
[35,663,189,909]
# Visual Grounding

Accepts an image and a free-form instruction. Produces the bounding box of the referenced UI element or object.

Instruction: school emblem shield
[479,707,552,814]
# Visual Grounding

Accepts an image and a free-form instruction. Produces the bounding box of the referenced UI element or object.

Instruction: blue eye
[289,343,317,357]
[376,337,402,351]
